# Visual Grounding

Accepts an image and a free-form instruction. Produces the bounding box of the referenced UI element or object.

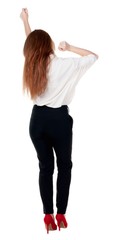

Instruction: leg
[53,115,73,214]
[29,111,54,214]
[38,137,54,214]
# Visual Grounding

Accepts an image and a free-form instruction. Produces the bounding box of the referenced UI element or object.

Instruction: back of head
[23,30,54,99]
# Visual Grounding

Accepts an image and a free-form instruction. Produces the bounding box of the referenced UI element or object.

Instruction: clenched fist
[58,41,70,51]
[20,8,29,22]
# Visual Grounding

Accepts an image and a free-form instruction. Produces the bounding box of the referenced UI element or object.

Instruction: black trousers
[29,105,73,214]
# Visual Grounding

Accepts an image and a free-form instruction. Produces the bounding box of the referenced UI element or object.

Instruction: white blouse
[33,54,98,107]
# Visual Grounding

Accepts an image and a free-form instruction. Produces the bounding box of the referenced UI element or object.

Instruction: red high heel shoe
[56,214,68,231]
[44,214,57,234]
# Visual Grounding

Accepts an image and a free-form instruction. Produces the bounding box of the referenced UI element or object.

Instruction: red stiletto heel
[56,214,68,231]
[44,214,57,234]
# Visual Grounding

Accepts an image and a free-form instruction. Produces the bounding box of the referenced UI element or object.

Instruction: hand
[20,8,29,22]
[58,41,70,51]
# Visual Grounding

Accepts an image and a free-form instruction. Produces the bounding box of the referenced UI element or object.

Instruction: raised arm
[20,8,31,37]
[58,41,98,58]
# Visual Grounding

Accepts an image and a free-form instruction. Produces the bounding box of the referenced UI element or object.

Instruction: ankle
[56,214,68,230]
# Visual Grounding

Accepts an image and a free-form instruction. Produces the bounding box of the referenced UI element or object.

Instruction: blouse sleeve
[72,54,98,74]
[69,54,97,80]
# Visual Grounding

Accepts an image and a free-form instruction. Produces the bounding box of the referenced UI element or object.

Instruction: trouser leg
[54,115,73,214]
[29,110,54,214]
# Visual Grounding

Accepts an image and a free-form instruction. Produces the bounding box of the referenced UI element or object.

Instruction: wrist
[67,44,73,52]
[22,18,29,24]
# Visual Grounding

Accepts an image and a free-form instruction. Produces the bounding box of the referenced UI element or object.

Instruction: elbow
[95,54,99,59]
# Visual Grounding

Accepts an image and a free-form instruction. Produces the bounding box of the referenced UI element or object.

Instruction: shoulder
[51,55,75,68]
[50,53,98,70]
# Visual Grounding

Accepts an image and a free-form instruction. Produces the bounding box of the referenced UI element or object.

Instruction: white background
[0,0,133,239]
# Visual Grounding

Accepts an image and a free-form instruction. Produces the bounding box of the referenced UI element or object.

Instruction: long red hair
[23,30,54,99]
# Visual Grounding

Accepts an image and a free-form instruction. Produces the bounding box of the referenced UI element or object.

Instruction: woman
[20,8,98,233]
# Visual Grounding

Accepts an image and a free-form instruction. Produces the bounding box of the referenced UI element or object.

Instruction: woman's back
[34,53,98,107]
